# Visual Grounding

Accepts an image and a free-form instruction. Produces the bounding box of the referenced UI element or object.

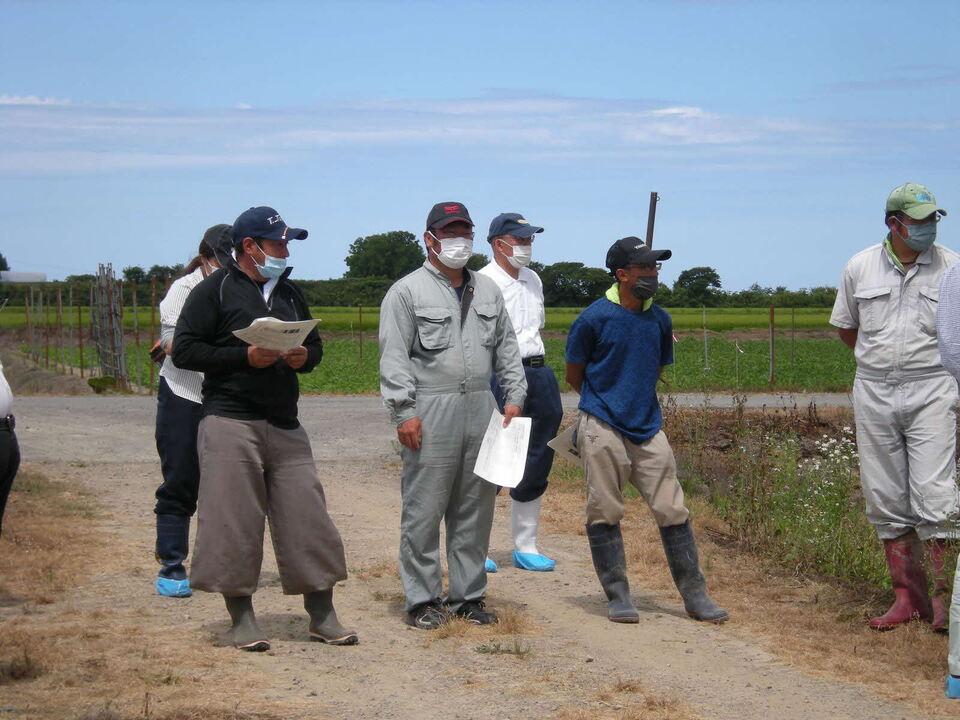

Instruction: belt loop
[459,380,466,394]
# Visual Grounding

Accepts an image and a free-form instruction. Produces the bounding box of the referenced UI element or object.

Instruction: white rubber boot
[511,497,555,571]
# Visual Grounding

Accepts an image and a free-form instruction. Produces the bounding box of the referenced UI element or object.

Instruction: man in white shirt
[0,358,18,538]
[479,213,563,572]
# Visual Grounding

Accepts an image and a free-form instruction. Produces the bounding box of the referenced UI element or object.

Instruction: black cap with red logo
[426,201,474,231]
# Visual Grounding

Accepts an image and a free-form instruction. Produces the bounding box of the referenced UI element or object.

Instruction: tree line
[0,231,837,308]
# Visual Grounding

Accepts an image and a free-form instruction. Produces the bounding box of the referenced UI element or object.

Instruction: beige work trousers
[576,412,689,527]
[190,415,348,596]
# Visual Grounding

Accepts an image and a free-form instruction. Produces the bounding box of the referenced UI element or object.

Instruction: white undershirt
[0,360,14,417]
[477,262,546,359]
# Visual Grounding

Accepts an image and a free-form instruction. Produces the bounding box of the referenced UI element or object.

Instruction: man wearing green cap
[830,183,960,634]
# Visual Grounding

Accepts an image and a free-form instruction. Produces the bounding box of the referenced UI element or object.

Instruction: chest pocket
[415,308,453,350]
[473,302,498,347]
[854,286,891,333]
[918,286,939,335]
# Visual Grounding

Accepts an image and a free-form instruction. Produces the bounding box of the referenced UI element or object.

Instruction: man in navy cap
[565,237,727,625]
[174,206,356,651]
[479,213,563,572]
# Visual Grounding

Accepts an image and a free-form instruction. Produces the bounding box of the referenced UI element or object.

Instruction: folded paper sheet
[232,317,320,352]
[473,410,532,488]
[546,423,582,465]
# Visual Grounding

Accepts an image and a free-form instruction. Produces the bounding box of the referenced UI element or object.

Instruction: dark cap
[605,236,672,273]
[487,213,544,242]
[201,224,233,254]
[232,206,308,244]
[426,201,473,231]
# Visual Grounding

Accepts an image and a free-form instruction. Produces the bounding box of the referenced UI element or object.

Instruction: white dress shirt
[159,267,207,404]
[478,261,546,359]
[0,360,13,418]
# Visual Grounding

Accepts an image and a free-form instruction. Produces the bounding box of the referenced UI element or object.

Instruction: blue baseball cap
[487,212,544,242]
[232,206,308,244]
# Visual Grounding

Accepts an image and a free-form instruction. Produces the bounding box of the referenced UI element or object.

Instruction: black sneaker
[406,602,447,630]
[453,600,497,625]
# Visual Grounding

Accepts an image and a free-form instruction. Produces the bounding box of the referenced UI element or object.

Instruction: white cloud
[0,94,70,106]
[0,92,923,174]
[648,106,709,119]
[0,150,281,173]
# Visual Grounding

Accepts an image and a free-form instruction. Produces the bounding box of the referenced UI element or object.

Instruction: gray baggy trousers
[190,415,348,596]
[399,388,497,613]
[853,373,960,541]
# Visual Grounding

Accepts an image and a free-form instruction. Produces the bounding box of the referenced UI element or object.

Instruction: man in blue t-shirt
[565,236,727,625]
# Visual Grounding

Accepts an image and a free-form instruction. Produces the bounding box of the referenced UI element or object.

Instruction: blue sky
[2,0,958,290]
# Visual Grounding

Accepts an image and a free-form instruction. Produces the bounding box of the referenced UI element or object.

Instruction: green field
[45,334,855,394]
[8,305,834,333]
[16,301,849,394]
[299,335,854,394]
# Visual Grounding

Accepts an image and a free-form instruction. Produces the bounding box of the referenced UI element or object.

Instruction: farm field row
[8,305,834,333]
[37,335,855,394]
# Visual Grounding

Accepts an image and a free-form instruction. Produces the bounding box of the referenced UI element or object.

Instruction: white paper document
[473,410,532,488]
[547,423,582,465]
[231,317,320,351]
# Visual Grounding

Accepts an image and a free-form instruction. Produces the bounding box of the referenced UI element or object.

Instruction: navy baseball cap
[426,201,473,231]
[487,213,544,242]
[605,236,672,273]
[232,206,308,244]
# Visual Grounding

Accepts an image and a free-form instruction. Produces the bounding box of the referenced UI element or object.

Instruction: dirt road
[2,394,937,719]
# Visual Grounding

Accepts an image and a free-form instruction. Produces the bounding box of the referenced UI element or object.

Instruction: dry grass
[353,557,398,580]
[0,468,100,603]
[554,676,701,720]
[429,605,536,641]
[540,460,959,718]
[0,466,316,720]
[370,589,405,603]
[494,606,536,635]
[64,706,283,720]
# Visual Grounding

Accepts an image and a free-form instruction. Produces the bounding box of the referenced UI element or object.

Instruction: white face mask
[429,232,473,269]
[504,244,532,269]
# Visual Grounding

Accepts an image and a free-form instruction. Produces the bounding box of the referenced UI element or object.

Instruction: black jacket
[172,263,322,428]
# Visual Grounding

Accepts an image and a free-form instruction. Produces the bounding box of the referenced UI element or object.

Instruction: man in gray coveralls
[379,201,527,629]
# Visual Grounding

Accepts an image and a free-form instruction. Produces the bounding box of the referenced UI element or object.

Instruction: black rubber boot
[224,595,269,651]
[659,521,728,623]
[155,514,190,580]
[304,589,358,646]
[586,523,639,623]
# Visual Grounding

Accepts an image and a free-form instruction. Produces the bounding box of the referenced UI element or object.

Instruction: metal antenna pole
[645,191,659,248]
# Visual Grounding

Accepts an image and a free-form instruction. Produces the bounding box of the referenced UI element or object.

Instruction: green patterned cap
[886,183,946,219]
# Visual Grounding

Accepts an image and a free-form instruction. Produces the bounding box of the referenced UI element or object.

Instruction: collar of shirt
[422,258,474,285]
[604,283,653,311]
[485,261,529,287]
[883,233,932,275]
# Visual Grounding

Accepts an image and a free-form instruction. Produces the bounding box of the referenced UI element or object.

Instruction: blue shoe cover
[947,675,960,699]
[512,550,555,571]
[484,557,498,573]
[156,576,192,598]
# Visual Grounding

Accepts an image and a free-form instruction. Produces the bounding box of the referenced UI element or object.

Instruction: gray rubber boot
[659,521,728,623]
[304,589,358,646]
[586,523,640,623]
[223,595,269,651]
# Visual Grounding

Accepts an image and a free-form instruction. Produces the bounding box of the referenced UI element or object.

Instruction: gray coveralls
[830,239,960,541]
[379,261,526,612]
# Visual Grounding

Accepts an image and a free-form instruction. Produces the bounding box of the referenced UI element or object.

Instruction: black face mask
[630,276,659,301]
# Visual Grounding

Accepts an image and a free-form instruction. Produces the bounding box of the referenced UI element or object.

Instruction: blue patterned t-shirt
[565,289,673,444]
